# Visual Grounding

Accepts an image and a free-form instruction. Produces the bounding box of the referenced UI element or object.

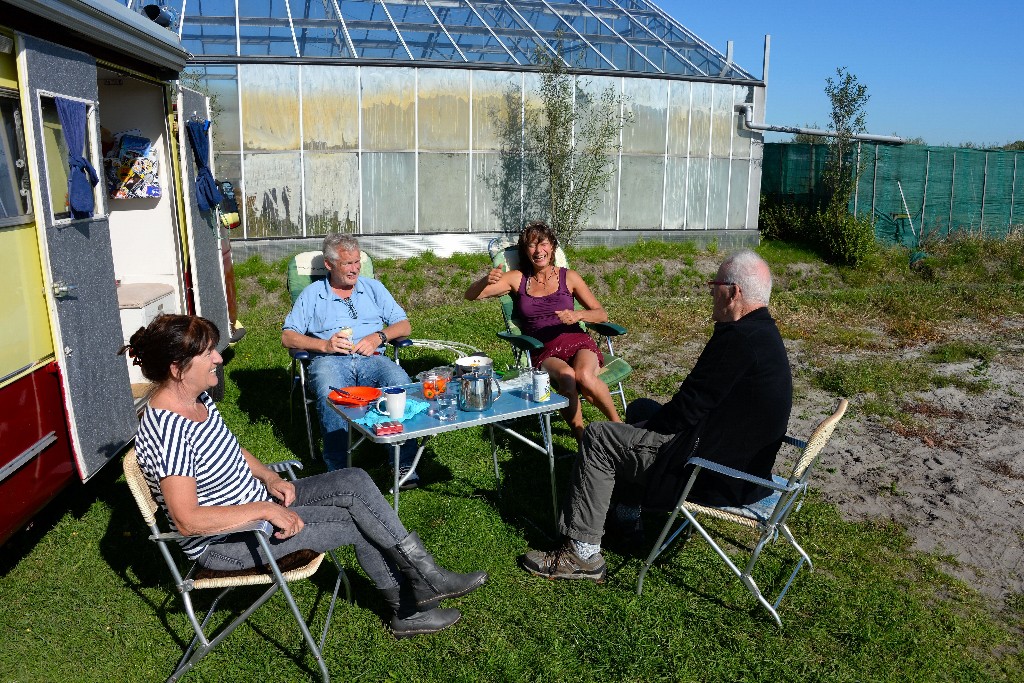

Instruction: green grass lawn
[1,238,1022,682]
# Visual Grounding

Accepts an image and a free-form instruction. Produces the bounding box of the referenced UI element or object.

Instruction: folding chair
[486,237,632,414]
[636,399,848,627]
[287,250,480,462]
[123,448,351,682]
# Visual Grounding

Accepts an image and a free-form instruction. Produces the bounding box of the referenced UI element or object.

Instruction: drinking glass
[436,387,457,421]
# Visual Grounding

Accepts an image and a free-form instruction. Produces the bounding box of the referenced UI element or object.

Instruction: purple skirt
[533,331,604,368]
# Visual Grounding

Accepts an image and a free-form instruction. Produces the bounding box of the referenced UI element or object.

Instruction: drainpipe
[736,104,904,144]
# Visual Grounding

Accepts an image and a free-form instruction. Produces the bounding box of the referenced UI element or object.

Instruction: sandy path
[788,354,1024,603]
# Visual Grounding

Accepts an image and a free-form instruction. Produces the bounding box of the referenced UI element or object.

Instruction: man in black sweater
[522,250,793,582]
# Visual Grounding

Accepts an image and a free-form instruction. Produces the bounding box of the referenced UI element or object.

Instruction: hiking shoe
[520,543,606,583]
[389,467,420,493]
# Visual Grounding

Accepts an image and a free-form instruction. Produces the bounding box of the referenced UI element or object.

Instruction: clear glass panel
[187,0,236,17]
[688,81,711,158]
[472,71,519,151]
[337,2,408,59]
[212,152,241,231]
[666,80,690,157]
[242,152,303,237]
[179,0,237,57]
[212,153,240,206]
[302,65,359,151]
[419,153,468,233]
[361,67,415,151]
[304,152,360,235]
[664,156,687,229]
[617,155,663,229]
[361,152,415,233]
[385,1,461,61]
[686,156,709,229]
[395,28,462,61]
[293,0,351,58]
[728,159,750,229]
[418,69,469,151]
[183,65,239,152]
[0,95,32,221]
[553,6,634,71]
[354,29,410,60]
[587,154,619,230]
[238,1,296,57]
[711,84,733,158]
[472,152,504,232]
[622,77,666,154]
[240,63,299,151]
[429,4,517,64]
[473,3,543,64]
[708,157,730,229]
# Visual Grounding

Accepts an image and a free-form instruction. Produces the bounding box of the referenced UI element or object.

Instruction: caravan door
[20,35,135,480]
[176,87,230,351]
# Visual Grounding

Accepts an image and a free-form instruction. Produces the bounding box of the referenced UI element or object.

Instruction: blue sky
[655,0,1023,146]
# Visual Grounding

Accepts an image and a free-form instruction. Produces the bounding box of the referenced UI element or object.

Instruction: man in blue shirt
[283,234,419,487]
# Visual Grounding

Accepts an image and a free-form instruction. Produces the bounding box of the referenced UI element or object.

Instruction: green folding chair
[486,237,632,414]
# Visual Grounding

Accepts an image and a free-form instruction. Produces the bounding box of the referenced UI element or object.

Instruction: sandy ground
[782,325,1024,604]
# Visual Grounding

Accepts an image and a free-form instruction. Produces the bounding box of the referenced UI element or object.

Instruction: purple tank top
[513,268,579,340]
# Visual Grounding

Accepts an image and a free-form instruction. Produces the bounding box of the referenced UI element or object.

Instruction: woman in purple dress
[465,221,622,442]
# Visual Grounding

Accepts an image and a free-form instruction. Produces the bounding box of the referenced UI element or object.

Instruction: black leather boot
[385,531,488,609]
[380,584,461,639]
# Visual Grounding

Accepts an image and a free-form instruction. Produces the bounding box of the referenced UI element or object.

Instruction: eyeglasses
[707,280,736,289]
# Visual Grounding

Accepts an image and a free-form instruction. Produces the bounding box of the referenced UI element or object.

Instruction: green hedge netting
[762,143,1024,247]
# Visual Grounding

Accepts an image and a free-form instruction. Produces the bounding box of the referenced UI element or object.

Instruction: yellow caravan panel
[0,32,15,90]
[0,223,54,383]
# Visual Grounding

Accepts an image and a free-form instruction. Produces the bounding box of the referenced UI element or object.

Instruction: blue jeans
[197,469,408,589]
[308,353,416,471]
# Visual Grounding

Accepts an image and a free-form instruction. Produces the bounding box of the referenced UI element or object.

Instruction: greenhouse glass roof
[122,0,757,81]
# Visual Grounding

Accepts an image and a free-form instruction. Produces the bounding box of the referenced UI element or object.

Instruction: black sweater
[643,307,793,510]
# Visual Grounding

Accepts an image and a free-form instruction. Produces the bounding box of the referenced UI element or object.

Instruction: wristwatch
[376,330,388,345]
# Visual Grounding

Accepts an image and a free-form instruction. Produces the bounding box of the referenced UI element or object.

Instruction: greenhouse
[124,1,767,251]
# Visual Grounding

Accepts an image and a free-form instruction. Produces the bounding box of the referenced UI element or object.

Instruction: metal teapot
[458,368,502,412]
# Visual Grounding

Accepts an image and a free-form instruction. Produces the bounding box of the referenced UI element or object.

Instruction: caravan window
[39,95,102,222]
[0,91,31,226]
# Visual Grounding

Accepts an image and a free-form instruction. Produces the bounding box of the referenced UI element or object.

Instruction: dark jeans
[558,399,673,545]
[197,468,407,589]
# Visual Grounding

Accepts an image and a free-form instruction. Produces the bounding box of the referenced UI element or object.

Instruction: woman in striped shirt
[123,314,486,639]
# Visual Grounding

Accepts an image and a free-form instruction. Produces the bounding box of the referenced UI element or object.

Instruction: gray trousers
[198,468,407,589]
[558,399,675,545]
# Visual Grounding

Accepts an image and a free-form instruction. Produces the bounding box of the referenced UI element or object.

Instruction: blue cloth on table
[356,397,429,427]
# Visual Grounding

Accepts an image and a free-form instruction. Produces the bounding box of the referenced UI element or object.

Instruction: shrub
[815,202,876,267]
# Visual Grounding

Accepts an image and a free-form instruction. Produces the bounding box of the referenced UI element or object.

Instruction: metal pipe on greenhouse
[735,104,905,144]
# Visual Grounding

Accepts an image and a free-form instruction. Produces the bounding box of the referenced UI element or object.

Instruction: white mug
[376,387,407,419]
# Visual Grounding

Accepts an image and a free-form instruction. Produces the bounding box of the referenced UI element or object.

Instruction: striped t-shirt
[135,392,272,559]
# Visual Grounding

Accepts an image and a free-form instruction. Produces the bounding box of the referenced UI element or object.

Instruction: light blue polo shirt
[283,277,408,353]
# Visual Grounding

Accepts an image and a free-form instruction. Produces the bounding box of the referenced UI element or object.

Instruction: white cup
[376,387,407,419]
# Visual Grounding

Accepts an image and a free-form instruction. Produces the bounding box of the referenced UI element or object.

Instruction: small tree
[822,66,868,204]
[817,67,875,266]
[485,37,631,246]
